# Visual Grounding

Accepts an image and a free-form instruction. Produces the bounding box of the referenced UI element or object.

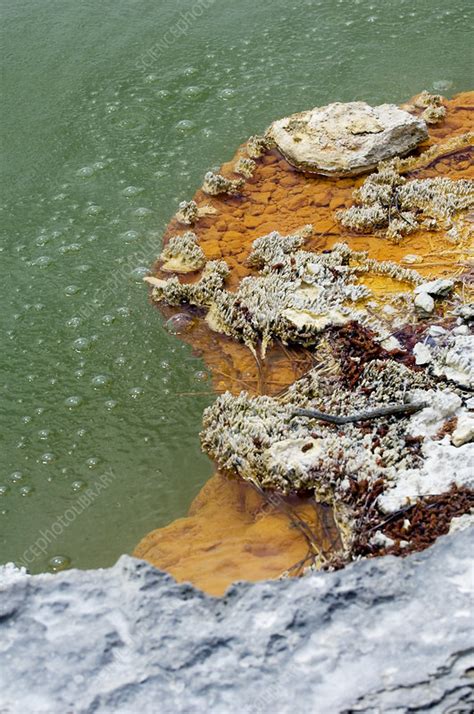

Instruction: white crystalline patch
[378,439,474,513]
[161,255,204,274]
[282,307,350,331]
[413,342,433,365]
[380,335,403,352]
[305,262,325,277]
[295,284,325,300]
[428,325,447,337]
[370,532,395,548]
[407,389,462,438]
[401,254,423,264]
[414,291,434,313]
[263,438,322,475]
[205,305,230,334]
[414,279,454,296]
[449,511,474,534]
[433,334,474,389]
[452,414,474,447]
[0,562,29,585]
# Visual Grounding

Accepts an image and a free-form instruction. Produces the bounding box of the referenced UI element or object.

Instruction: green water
[1,0,472,573]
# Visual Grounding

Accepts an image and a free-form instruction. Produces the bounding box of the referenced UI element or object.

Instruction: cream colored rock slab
[266,101,428,176]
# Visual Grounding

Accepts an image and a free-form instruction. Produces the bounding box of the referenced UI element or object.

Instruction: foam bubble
[48,555,71,572]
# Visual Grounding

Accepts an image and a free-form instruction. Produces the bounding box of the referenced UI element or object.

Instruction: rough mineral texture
[1,529,473,713]
[139,92,473,595]
[266,101,428,175]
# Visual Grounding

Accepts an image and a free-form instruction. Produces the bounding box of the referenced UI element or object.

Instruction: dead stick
[292,402,427,425]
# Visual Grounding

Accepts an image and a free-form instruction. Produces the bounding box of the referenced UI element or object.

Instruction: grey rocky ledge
[1,528,473,714]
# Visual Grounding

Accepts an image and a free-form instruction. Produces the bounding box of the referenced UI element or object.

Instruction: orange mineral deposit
[134,92,473,595]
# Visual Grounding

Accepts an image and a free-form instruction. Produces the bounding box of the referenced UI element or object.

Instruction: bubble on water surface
[132,207,153,217]
[91,374,111,388]
[19,485,34,497]
[130,266,149,282]
[66,316,81,328]
[101,314,115,325]
[0,485,10,496]
[59,243,81,254]
[40,452,56,464]
[217,88,235,99]
[182,85,205,98]
[105,399,117,410]
[129,386,144,399]
[38,429,50,440]
[84,204,102,216]
[9,471,24,483]
[194,371,209,382]
[175,119,195,132]
[64,284,80,296]
[48,555,71,573]
[117,306,130,317]
[65,395,82,408]
[122,185,144,197]
[119,229,140,242]
[86,457,100,469]
[433,79,453,91]
[164,313,195,335]
[71,480,86,492]
[73,337,90,352]
[32,255,52,268]
[76,166,95,178]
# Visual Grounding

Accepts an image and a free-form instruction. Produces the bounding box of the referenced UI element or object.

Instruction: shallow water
[1,0,472,573]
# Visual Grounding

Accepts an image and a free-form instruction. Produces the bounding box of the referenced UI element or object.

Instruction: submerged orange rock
[134,92,473,595]
[134,474,340,597]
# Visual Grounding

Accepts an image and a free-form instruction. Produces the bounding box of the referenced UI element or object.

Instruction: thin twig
[292,401,427,425]
[249,480,324,556]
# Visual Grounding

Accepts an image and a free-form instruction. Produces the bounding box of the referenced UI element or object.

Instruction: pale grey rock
[428,325,447,336]
[456,303,474,322]
[0,529,473,714]
[414,291,435,313]
[452,413,474,447]
[449,511,474,533]
[266,101,428,176]
[432,333,474,388]
[414,278,454,296]
[413,341,432,365]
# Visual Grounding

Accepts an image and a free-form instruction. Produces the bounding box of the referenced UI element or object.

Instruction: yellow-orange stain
[134,474,340,597]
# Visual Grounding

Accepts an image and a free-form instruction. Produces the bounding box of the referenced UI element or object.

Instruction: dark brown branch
[292,401,427,425]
